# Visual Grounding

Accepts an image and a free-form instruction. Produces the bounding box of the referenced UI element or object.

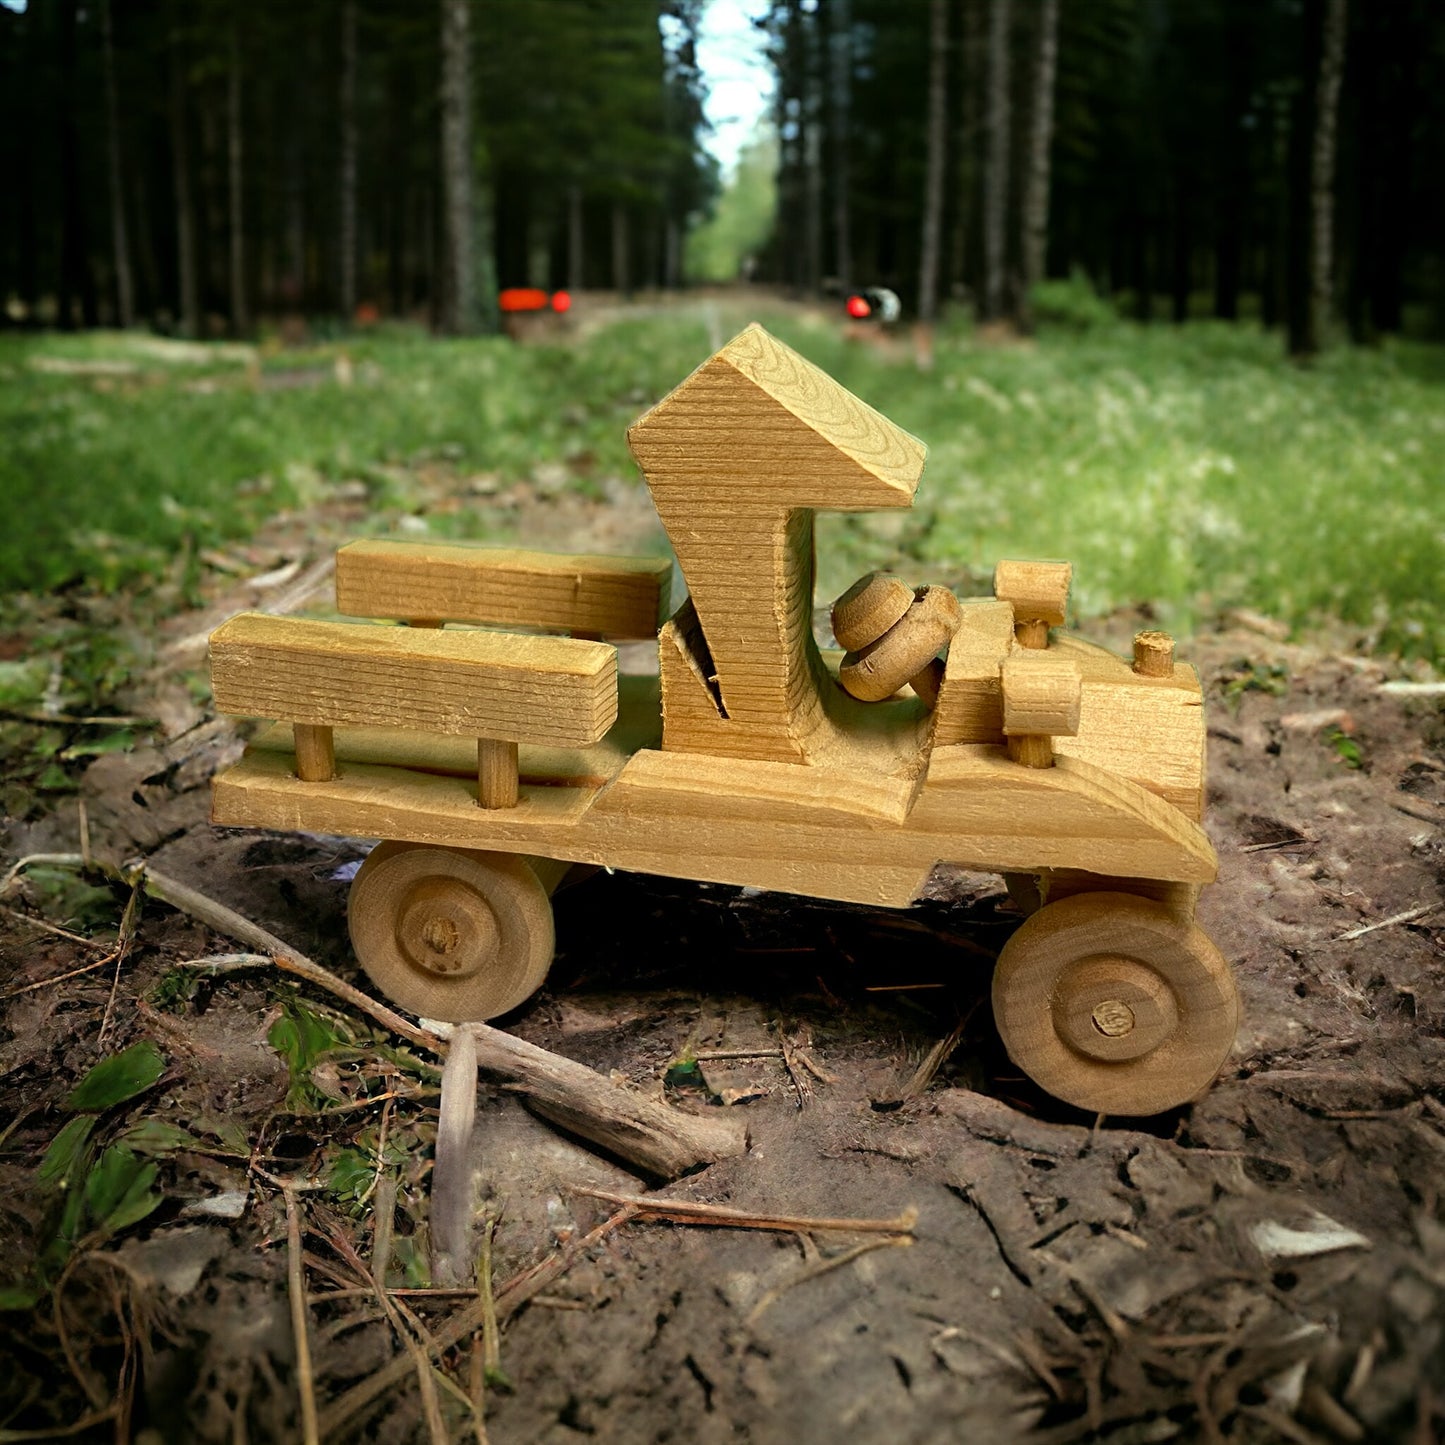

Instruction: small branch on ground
[568,1187,918,1237]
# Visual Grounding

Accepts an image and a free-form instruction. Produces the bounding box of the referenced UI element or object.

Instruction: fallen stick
[1336,903,1440,941]
[568,1186,918,1236]
[143,865,747,1179]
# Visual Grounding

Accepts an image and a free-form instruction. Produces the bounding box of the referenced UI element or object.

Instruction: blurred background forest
[3,0,1444,342]
[1,0,1442,671]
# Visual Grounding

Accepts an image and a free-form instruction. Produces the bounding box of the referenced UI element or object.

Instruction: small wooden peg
[477,738,519,809]
[1133,629,1175,678]
[838,585,962,703]
[293,723,335,782]
[994,559,1072,649]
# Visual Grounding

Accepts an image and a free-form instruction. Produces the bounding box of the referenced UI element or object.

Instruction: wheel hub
[395,878,497,979]
[1052,953,1179,1063]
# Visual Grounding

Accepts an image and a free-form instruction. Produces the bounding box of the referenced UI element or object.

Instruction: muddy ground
[1,478,1442,1443]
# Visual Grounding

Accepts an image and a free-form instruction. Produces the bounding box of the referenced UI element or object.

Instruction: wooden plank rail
[334,540,672,639]
[209,614,618,808]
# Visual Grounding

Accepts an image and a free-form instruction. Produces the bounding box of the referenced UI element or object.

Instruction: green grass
[2,309,1442,664]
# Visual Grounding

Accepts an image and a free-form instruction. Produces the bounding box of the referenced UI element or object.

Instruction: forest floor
[1,308,1443,1442]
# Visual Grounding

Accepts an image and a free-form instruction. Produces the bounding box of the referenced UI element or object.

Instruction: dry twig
[569,1186,918,1236]
[746,1235,911,1324]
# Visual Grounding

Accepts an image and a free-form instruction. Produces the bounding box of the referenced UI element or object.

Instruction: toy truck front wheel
[992,892,1239,1116]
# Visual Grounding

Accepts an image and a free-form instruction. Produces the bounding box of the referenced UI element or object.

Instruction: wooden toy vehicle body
[209,326,1237,1116]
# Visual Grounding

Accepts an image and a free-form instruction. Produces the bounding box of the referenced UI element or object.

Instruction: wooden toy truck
[209,326,1237,1117]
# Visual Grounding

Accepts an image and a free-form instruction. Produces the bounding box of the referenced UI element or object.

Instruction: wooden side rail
[209,614,618,808]
[334,540,672,640]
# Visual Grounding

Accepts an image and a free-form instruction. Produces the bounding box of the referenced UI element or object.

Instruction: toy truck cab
[209,325,1238,1116]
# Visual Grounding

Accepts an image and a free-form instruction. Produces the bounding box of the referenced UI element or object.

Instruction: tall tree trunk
[1306,0,1347,355]
[339,0,358,322]
[917,0,948,330]
[101,0,134,327]
[1020,0,1059,317]
[170,22,200,337]
[829,0,852,293]
[58,0,97,328]
[663,216,681,290]
[982,0,1012,321]
[567,185,584,293]
[802,7,823,293]
[611,201,630,298]
[227,19,248,335]
[439,0,476,333]
[950,0,983,303]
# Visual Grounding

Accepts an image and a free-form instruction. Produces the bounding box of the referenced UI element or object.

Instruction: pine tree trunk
[227,20,248,335]
[101,0,134,328]
[339,0,358,322]
[1307,0,1347,354]
[170,22,200,338]
[917,0,948,332]
[829,0,852,292]
[1020,0,1059,316]
[612,201,630,298]
[439,0,476,333]
[950,0,983,303]
[982,0,1012,321]
[802,7,823,294]
[58,0,97,328]
[567,185,584,293]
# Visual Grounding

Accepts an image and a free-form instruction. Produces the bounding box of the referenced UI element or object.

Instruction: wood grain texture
[477,738,519,808]
[932,599,1016,744]
[1133,629,1176,677]
[210,613,618,748]
[1000,652,1082,736]
[335,539,671,639]
[248,673,663,789]
[831,572,914,651]
[993,558,1072,627]
[839,586,961,702]
[629,324,926,763]
[292,723,335,782]
[212,740,1217,914]
[348,842,554,1020]
[992,891,1238,1114]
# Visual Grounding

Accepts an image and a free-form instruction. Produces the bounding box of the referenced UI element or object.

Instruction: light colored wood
[932,599,1015,744]
[629,323,926,763]
[213,742,1218,915]
[336,539,671,640]
[992,891,1238,1114]
[910,656,945,708]
[994,558,1072,646]
[210,613,618,749]
[348,843,556,1021]
[292,723,335,782]
[1050,636,1205,820]
[1000,652,1082,737]
[248,673,663,791]
[1133,629,1176,677]
[839,586,961,702]
[477,738,519,809]
[831,571,914,651]
[1007,733,1055,769]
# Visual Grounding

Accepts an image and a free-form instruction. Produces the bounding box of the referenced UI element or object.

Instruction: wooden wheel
[348,843,555,1022]
[992,891,1238,1115]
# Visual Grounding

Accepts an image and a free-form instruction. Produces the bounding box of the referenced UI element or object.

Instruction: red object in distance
[845,294,872,319]
[499,287,548,313]
[550,290,572,313]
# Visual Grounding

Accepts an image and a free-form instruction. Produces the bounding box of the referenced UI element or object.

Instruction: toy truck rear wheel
[348,842,556,1023]
[992,892,1238,1115]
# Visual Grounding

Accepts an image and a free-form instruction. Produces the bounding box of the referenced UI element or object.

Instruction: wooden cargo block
[994,558,1073,633]
[210,613,617,748]
[335,539,672,639]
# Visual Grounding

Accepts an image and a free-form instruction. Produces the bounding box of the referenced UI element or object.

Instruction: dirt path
[1,477,1442,1442]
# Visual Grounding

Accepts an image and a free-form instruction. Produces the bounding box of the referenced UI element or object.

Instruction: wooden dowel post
[477,738,519,809]
[293,724,336,782]
[1013,618,1050,650]
[1007,733,1055,769]
[1132,629,1175,678]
